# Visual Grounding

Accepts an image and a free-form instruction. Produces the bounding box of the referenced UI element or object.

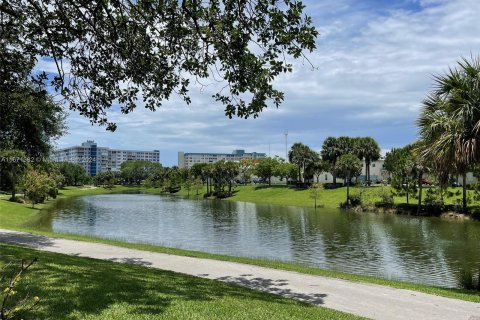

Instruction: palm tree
[321,137,341,184]
[355,137,381,185]
[417,56,480,213]
[288,143,317,183]
[336,153,362,205]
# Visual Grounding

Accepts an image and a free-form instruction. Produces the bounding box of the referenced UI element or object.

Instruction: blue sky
[47,0,480,166]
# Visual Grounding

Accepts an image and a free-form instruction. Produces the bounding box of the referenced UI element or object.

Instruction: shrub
[349,194,362,206]
[471,207,480,220]
[424,188,443,206]
[15,197,25,204]
[376,188,394,207]
[324,183,342,189]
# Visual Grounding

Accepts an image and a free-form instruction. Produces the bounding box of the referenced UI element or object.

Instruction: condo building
[53,140,160,176]
[178,150,266,168]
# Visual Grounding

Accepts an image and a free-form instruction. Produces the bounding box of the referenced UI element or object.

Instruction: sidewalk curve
[0,229,478,320]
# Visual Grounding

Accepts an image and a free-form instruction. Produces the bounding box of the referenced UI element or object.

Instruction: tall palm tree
[417,56,480,213]
[355,137,381,185]
[336,153,362,204]
[321,136,357,185]
[288,142,317,183]
[321,137,341,184]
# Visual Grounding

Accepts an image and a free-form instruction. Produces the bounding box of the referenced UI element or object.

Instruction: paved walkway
[0,229,479,320]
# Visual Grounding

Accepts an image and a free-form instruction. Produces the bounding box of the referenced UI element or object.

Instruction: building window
[372,164,376,167]
[325,174,328,181]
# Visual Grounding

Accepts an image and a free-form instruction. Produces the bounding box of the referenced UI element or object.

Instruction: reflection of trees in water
[426,220,480,282]
[28,197,88,231]
[44,194,480,288]
[298,210,389,273]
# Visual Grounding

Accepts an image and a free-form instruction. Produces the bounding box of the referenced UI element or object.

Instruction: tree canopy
[1,0,318,130]
[288,142,318,183]
[417,56,480,212]
[384,145,418,205]
[336,153,362,204]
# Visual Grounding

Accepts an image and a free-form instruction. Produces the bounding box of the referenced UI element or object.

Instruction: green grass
[153,184,349,208]
[0,244,362,320]
[1,185,480,304]
[0,186,137,230]
[170,184,477,209]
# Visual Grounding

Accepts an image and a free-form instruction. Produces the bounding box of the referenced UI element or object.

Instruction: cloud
[49,0,480,166]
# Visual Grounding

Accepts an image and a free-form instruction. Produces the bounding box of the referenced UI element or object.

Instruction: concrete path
[0,229,479,320]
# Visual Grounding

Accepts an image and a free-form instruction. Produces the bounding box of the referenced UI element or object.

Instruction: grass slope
[0,244,361,320]
[172,184,477,209]
[0,186,135,230]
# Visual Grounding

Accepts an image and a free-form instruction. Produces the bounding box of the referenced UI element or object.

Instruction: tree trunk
[365,161,368,186]
[417,171,423,215]
[11,181,15,200]
[269,176,271,186]
[405,176,409,205]
[332,160,337,185]
[346,171,350,205]
[462,173,467,213]
[302,163,306,184]
[368,162,370,185]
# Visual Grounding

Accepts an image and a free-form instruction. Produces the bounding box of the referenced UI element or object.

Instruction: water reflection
[41,193,480,288]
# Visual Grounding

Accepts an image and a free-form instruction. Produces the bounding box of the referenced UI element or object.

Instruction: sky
[47,0,480,166]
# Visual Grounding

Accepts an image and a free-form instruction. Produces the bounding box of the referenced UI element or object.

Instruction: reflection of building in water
[52,140,160,176]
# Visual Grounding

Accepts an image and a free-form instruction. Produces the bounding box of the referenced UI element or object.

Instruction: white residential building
[317,159,387,184]
[178,150,266,168]
[53,141,160,176]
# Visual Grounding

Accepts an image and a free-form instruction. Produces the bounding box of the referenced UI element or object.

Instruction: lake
[39,193,480,288]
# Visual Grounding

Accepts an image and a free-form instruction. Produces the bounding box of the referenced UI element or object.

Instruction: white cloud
[49,0,480,165]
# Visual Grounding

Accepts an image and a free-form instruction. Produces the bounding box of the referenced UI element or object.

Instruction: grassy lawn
[0,244,362,320]
[171,184,477,210]
[1,185,480,304]
[155,184,354,208]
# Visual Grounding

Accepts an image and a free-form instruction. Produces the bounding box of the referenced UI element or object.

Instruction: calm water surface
[40,194,480,288]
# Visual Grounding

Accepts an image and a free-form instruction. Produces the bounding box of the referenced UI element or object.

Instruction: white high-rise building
[53,141,160,176]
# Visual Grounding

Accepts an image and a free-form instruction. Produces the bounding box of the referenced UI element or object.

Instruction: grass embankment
[0,244,361,320]
[171,184,477,210]
[1,185,480,303]
[0,186,136,230]
[153,184,351,208]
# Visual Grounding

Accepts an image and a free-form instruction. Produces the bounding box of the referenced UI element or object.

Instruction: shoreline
[1,186,479,303]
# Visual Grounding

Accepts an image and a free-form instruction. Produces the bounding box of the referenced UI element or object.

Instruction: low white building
[53,141,160,176]
[317,159,387,184]
[316,158,478,185]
